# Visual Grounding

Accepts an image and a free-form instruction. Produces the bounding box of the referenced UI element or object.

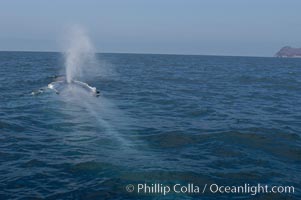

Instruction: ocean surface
[0,51,300,200]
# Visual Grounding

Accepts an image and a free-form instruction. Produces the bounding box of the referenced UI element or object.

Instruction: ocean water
[0,51,300,200]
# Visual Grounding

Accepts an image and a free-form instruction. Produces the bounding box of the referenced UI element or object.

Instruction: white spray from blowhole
[60,26,136,151]
[64,26,96,83]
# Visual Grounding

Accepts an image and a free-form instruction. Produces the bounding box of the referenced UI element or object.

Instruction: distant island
[275,46,301,58]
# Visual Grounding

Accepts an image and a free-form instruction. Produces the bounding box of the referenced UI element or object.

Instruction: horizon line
[0,49,274,58]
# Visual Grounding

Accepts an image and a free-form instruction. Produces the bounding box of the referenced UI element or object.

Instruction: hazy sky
[0,0,301,56]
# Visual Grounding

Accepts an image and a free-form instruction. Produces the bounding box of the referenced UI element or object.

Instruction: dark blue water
[0,52,300,200]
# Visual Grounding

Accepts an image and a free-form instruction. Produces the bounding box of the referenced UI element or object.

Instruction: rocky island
[275,46,301,58]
